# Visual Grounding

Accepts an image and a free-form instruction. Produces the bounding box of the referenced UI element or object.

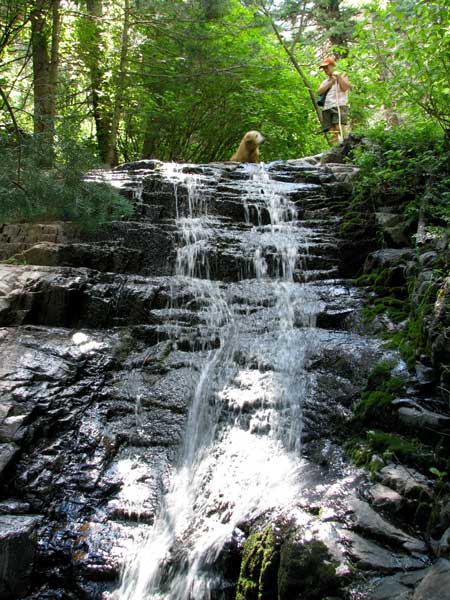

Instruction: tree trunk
[85,0,113,164]
[47,0,61,146]
[31,0,51,136]
[315,0,352,58]
[106,0,130,166]
[30,0,60,158]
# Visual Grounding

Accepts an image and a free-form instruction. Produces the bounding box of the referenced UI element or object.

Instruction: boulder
[0,415,28,444]
[17,241,146,275]
[364,249,413,273]
[0,443,18,478]
[375,213,411,247]
[348,497,426,553]
[0,500,30,515]
[342,531,427,573]
[0,515,41,599]
[435,526,450,557]
[235,526,279,600]
[368,569,428,600]
[415,363,436,388]
[113,159,163,171]
[278,539,341,600]
[320,134,363,164]
[417,251,438,268]
[377,464,432,500]
[412,559,450,599]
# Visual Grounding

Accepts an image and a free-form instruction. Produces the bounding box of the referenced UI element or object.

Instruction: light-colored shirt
[322,78,349,110]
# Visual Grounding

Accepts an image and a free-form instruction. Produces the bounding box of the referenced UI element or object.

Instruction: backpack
[317,90,328,107]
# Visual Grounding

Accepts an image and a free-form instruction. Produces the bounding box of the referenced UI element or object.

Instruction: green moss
[3,255,28,266]
[366,430,422,462]
[366,360,396,389]
[355,362,406,421]
[114,332,135,363]
[349,429,433,471]
[236,527,279,600]
[158,341,173,363]
[384,376,406,395]
[362,294,409,324]
[236,530,341,600]
[355,390,395,420]
[345,438,383,474]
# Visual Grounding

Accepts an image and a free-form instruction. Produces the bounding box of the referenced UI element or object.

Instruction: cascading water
[113,163,322,600]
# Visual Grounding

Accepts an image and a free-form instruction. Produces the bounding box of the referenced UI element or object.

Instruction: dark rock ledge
[0,156,448,599]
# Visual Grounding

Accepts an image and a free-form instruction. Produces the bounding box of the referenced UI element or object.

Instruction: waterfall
[113,163,322,600]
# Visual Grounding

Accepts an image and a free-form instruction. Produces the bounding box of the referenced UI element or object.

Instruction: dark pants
[322,106,349,131]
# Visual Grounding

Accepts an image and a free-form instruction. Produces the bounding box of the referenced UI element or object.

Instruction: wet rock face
[0,323,192,596]
[0,158,439,599]
[0,515,41,599]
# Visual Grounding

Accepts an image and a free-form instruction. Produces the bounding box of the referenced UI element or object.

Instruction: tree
[353,0,450,136]
[76,0,114,164]
[274,0,357,57]
[253,0,325,132]
[30,0,61,153]
[106,0,130,165]
[308,0,357,57]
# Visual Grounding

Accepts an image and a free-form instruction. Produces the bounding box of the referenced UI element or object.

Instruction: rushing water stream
[1,157,438,600]
[114,164,321,599]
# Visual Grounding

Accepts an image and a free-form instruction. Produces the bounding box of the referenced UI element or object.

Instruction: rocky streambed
[0,156,449,599]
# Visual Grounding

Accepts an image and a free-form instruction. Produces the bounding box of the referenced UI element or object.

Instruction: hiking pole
[337,102,344,143]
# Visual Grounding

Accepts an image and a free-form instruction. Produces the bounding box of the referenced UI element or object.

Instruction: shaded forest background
[0,0,449,225]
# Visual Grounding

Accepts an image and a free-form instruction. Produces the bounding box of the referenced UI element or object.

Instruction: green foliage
[130,1,324,162]
[277,0,358,57]
[356,390,395,421]
[348,1,450,136]
[2,0,450,205]
[352,124,450,230]
[0,137,134,229]
[351,429,427,467]
[430,467,447,482]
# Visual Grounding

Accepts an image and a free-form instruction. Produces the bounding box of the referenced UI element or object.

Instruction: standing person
[317,57,351,144]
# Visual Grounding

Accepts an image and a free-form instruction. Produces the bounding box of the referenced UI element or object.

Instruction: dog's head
[244,130,265,148]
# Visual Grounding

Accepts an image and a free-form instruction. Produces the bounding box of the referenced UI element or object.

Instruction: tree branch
[0,82,24,184]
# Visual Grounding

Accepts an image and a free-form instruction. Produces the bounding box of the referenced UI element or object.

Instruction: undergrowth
[0,137,134,230]
[351,124,450,238]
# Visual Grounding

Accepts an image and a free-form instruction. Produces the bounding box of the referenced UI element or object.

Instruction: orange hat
[319,57,336,69]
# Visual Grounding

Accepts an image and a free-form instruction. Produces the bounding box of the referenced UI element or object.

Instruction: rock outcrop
[0,157,447,598]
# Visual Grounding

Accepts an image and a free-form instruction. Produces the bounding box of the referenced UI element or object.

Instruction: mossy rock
[355,390,395,420]
[113,330,135,363]
[354,361,406,422]
[366,360,396,390]
[236,530,341,600]
[278,539,340,600]
[236,526,279,600]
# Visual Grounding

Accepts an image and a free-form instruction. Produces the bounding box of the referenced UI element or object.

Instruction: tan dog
[231,130,265,163]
